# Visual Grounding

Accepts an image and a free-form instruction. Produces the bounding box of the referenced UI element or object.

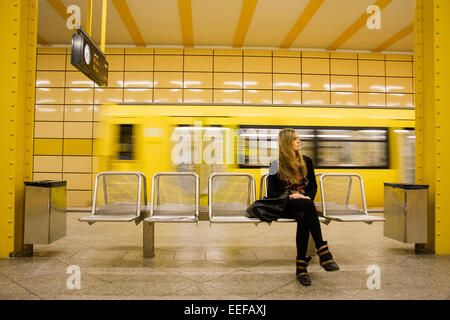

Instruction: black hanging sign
[71,27,108,87]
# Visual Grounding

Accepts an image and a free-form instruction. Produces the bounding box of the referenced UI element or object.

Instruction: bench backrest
[92,171,147,217]
[317,173,368,217]
[150,172,199,218]
[208,173,256,221]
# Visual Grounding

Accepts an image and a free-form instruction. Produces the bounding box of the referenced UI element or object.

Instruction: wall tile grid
[34,47,414,206]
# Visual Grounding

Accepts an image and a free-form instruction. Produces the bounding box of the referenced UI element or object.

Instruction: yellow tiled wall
[34,47,414,206]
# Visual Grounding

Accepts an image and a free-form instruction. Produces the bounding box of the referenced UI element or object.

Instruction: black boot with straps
[296,256,312,286]
[316,241,339,272]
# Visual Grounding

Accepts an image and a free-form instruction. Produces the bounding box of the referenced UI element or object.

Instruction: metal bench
[79,171,148,225]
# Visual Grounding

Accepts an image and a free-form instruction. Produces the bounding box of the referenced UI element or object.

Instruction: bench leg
[143,220,155,258]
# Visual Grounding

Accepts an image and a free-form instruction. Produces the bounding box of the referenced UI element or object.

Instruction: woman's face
[292,133,301,152]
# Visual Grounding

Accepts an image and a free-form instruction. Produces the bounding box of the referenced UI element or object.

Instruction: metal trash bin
[383,183,429,244]
[24,180,67,245]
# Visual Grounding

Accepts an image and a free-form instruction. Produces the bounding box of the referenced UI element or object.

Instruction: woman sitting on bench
[268,128,340,286]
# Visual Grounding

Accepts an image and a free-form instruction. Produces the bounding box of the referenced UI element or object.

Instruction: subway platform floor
[0,211,449,300]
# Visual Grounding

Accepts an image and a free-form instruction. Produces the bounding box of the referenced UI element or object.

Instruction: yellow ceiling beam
[177,0,194,47]
[46,0,67,21]
[327,0,393,51]
[112,0,145,47]
[373,23,413,52]
[233,0,258,48]
[280,0,325,49]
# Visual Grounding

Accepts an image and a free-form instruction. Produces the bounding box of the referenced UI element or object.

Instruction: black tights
[285,198,325,259]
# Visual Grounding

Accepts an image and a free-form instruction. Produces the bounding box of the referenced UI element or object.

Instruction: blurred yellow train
[95,104,415,208]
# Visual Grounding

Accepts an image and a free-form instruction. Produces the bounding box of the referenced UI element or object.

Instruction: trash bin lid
[383,183,429,190]
[24,180,66,188]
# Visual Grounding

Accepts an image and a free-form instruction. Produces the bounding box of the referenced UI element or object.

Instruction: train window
[238,126,389,169]
[118,124,134,160]
[316,129,388,168]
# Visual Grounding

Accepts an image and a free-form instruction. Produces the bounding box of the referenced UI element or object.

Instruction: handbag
[245,194,289,223]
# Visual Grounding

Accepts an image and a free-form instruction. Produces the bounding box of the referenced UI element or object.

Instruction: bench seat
[79,215,138,222]
[146,215,197,222]
[210,216,261,223]
[325,214,385,222]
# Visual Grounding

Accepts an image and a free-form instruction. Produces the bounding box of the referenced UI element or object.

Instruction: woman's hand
[289,192,310,200]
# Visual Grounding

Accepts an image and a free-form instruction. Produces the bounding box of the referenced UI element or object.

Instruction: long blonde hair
[278,128,307,184]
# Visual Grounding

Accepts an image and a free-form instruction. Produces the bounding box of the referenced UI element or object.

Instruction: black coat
[267,155,318,201]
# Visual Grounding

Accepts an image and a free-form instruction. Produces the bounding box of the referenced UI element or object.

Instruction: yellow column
[0,0,37,258]
[101,0,107,53]
[415,0,450,254]
[86,0,93,37]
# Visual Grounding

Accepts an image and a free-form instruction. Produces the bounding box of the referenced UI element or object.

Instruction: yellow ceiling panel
[112,0,145,47]
[244,0,309,48]
[37,0,413,53]
[280,0,325,49]
[291,0,376,50]
[191,0,242,46]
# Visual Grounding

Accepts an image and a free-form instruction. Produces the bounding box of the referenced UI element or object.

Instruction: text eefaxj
[184,304,266,317]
